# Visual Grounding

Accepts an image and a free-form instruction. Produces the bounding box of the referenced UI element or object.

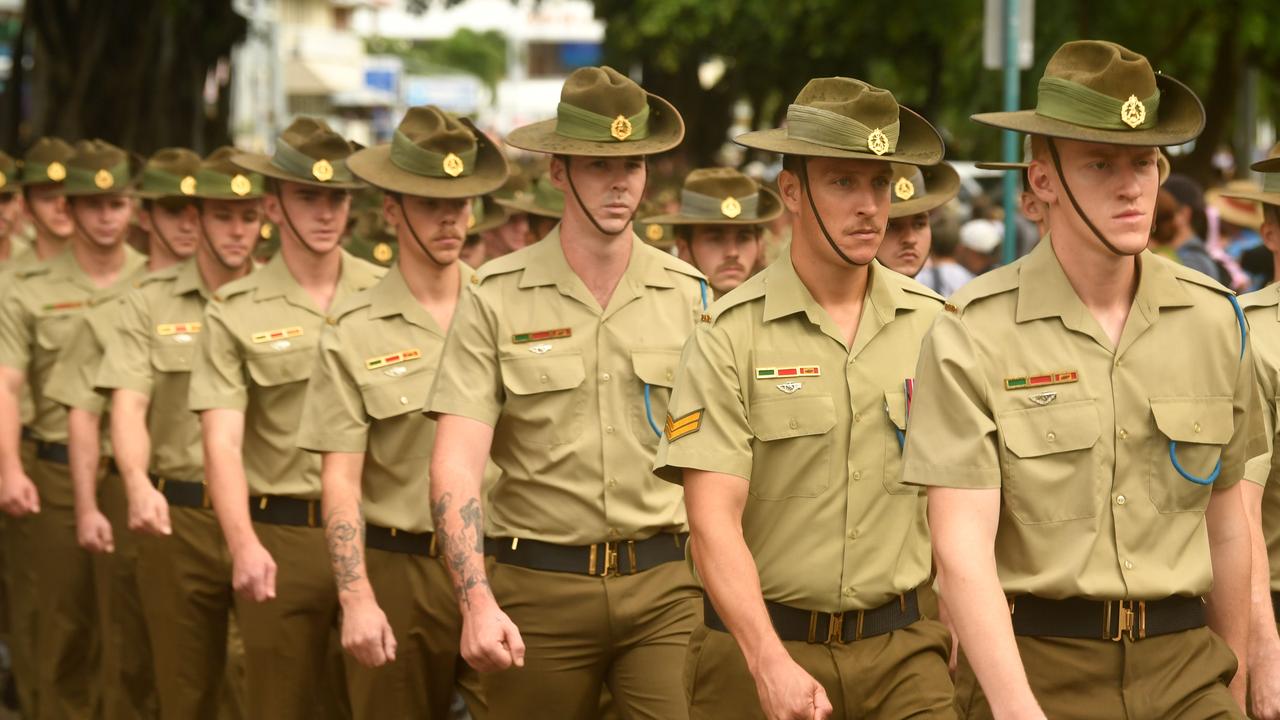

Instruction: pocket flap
[750,395,836,441]
[500,352,585,396]
[885,390,907,431]
[246,350,314,388]
[361,379,430,420]
[1151,397,1233,445]
[631,349,680,388]
[150,345,195,373]
[999,399,1100,458]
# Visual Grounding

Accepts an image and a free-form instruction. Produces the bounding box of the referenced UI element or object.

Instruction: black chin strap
[197,212,246,271]
[1045,137,1137,257]
[562,159,645,238]
[797,157,867,267]
[276,191,328,257]
[24,189,73,246]
[395,194,448,267]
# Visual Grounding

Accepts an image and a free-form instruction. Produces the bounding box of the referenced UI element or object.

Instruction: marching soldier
[0,152,29,271]
[654,77,956,719]
[0,139,148,718]
[874,162,959,279]
[188,117,384,720]
[494,173,563,247]
[96,146,264,720]
[904,40,1262,719]
[427,66,707,719]
[642,167,780,299]
[297,105,506,718]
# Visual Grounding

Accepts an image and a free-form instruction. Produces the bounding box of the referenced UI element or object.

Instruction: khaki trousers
[684,617,956,719]
[954,626,1240,719]
[234,521,349,720]
[344,547,485,719]
[136,504,246,720]
[484,559,702,720]
[4,439,41,716]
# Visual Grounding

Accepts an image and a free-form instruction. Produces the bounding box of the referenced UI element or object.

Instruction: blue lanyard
[1168,293,1244,486]
[644,279,710,438]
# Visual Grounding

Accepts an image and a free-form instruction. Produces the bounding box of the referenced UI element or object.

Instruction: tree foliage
[366,29,508,95]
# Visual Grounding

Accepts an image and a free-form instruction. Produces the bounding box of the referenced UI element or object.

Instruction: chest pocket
[151,344,196,374]
[35,312,79,352]
[1149,397,1233,513]
[748,394,836,500]
[997,399,1101,524]
[360,375,434,459]
[630,349,681,446]
[499,352,586,446]
[246,348,316,388]
[883,389,915,495]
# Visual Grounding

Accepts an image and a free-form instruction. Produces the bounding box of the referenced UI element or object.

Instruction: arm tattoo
[433,491,490,610]
[325,506,365,594]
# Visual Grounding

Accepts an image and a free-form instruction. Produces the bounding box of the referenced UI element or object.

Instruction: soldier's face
[144,198,201,259]
[876,212,931,277]
[683,224,762,294]
[265,182,351,253]
[70,193,132,248]
[1030,139,1159,255]
[483,212,530,258]
[389,194,471,265]
[200,198,262,269]
[0,192,22,239]
[24,183,74,239]
[550,155,645,236]
[781,156,892,267]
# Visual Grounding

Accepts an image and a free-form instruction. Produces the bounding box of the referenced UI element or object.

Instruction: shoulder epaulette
[704,272,767,325]
[1240,285,1280,311]
[1163,257,1232,296]
[328,288,375,323]
[893,273,945,305]
[136,265,180,288]
[649,246,706,281]
[213,272,259,302]
[945,264,1020,314]
[475,246,531,282]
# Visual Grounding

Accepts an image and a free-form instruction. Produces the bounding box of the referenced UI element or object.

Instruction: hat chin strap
[277,191,331,258]
[197,212,248,271]
[24,189,74,245]
[395,194,449,267]
[1045,137,1138,258]
[562,158,644,239]
[798,157,869,267]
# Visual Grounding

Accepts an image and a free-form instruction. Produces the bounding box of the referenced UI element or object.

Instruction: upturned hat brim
[974,161,1029,171]
[1218,189,1280,209]
[232,152,365,190]
[641,185,783,226]
[735,106,943,166]
[468,195,510,236]
[889,163,960,218]
[505,93,684,157]
[348,118,508,198]
[971,74,1204,147]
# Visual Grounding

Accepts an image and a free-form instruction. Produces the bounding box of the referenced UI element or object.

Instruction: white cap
[960,219,1002,254]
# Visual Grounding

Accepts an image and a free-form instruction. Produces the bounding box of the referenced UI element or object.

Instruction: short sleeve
[187,299,248,412]
[1217,338,1267,490]
[0,283,33,372]
[901,311,1002,489]
[425,284,503,427]
[296,321,369,453]
[95,289,154,397]
[653,322,753,484]
[44,311,109,413]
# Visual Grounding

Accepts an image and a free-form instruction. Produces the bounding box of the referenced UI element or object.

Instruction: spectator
[1151,174,1225,283]
[918,212,974,296]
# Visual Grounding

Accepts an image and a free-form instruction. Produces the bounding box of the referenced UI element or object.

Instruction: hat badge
[230,174,252,197]
[259,223,273,240]
[645,224,664,242]
[1121,95,1146,129]
[372,242,393,263]
[47,162,66,182]
[867,128,890,156]
[466,213,477,229]
[94,169,114,190]
[720,196,742,219]
[442,152,465,178]
[610,115,633,141]
[0,171,8,189]
[312,159,334,182]
[180,176,197,195]
[894,177,916,200]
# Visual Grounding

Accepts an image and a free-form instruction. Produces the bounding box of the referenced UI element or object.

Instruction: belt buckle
[1108,600,1146,642]
[600,541,620,577]
[806,611,847,645]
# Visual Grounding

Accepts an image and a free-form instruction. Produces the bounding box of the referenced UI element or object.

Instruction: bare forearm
[0,384,25,480]
[321,452,373,603]
[690,515,785,670]
[430,461,490,614]
[1207,502,1253,668]
[203,424,257,555]
[67,408,102,514]
[110,392,152,498]
[1244,483,1280,669]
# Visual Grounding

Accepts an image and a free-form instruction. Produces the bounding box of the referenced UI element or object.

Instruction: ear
[777,169,803,215]
[136,206,155,233]
[381,193,401,231]
[548,156,569,192]
[1026,158,1058,206]
[260,192,285,225]
[1261,218,1280,253]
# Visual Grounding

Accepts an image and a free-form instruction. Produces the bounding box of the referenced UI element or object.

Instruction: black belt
[30,437,117,474]
[1009,594,1206,642]
[1271,591,1280,624]
[365,524,437,558]
[150,475,210,509]
[248,495,321,528]
[488,533,687,576]
[705,590,921,644]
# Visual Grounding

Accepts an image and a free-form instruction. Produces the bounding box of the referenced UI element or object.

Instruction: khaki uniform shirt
[187,251,384,499]
[0,246,146,443]
[903,238,1265,600]
[1241,285,1280,590]
[0,235,32,275]
[654,255,942,612]
[95,259,218,484]
[297,262,476,533]
[427,229,706,545]
[0,237,45,426]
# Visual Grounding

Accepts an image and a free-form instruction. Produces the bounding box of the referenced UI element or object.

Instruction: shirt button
[789,418,799,429]
[539,374,549,384]
[854,413,863,423]
[852,471,862,481]
[1123,560,1134,570]
[609,478,618,488]
[609,528,620,538]
[1118,428,1129,440]
[1116,358,1124,367]
[601,372,611,382]
[843,587,854,597]
[1116,495,1127,505]
[1193,422,1202,434]
[399,396,408,405]
[848,529,860,540]
[666,371,673,381]
[605,425,615,434]
[1046,431,1057,442]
